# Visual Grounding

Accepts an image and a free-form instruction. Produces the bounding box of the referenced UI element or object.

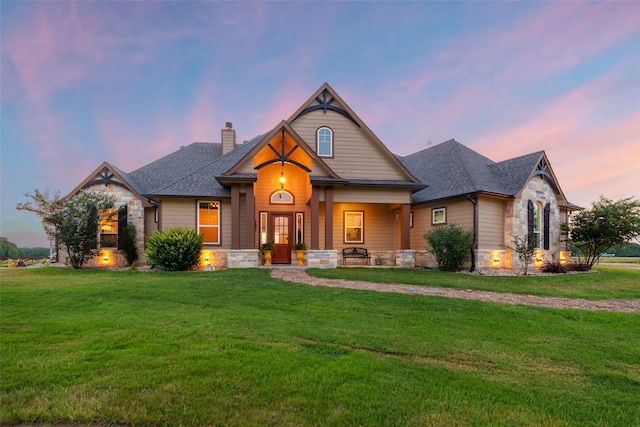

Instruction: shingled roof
[399,139,543,204]
[127,135,264,198]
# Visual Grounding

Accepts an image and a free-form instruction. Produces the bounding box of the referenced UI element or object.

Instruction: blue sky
[1,1,639,247]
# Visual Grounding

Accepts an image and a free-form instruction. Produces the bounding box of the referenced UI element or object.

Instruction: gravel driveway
[271,269,640,313]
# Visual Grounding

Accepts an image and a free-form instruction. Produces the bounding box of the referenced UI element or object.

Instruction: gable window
[198,201,220,244]
[344,211,364,244]
[99,208,118,248]
[432,207,446,225]
[317,127,333,157]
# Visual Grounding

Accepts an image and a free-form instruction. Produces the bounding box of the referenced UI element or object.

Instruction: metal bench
[342,247,371,265]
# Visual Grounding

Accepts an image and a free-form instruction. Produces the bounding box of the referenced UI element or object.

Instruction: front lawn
[308,265,640,300]
[1,268,639,426]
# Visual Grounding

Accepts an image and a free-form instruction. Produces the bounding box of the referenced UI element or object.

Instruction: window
[317,127,333,157]
[432,207,446,225]
[99,208,118,248]
[270,190,294,204]
[344,211,364,244]
[198,201,220,244]
[260,212,268,246]
[533,203,542,249]
[295,212,304,244]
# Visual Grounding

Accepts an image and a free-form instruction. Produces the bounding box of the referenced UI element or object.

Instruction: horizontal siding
[333,203,396,251]
[334,187,411,204]
[477,197,505,249]
[291,110,406,180]
[410,199,473,250]
[161,198,196,229]
[160,198,232,249]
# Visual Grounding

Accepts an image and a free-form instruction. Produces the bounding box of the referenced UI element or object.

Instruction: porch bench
[342,247,371,265]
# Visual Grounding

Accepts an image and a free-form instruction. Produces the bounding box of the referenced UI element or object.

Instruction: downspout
[467,195,477,272]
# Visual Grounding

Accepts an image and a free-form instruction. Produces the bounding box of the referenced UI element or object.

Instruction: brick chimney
[221,121,236,155]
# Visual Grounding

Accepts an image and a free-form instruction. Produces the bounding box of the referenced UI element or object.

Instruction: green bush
[119,223,138,266]
[424,224,474,271]
[145,228,203,271]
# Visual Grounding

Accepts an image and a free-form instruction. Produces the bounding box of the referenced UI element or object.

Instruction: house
[66,83,574,270]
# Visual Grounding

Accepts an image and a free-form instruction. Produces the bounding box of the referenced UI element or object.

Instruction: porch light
[280,170,286,189]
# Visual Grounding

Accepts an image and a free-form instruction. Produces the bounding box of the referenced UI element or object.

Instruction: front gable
[517,152,569,208]
[288,83,420,183]
[67,162,153,208]
[224,120,338,179]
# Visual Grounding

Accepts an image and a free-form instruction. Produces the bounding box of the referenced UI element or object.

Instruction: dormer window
[317,127,333,157]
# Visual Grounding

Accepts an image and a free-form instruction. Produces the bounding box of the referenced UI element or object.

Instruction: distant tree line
[0,237,50,258]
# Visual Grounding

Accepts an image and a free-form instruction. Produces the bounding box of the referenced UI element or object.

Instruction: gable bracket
[255,158,311,173]
[292,88,360,127]
[82,166,128,190]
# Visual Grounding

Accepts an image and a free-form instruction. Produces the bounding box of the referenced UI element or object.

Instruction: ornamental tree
[562,197,640,269]
[18,190,115,269]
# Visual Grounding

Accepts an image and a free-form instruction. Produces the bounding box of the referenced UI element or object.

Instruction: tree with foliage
[510,235,536,275]
[15,189,66,241]
[424,223,474,272]
[0,237,21,258]
[561,197,640,269]
[146,227,203,271]
[18,190,115,269]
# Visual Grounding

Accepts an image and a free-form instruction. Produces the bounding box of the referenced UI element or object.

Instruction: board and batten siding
[477,196,506,249]
[290,110,406,180]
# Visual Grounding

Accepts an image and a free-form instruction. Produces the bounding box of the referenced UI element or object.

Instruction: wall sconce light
[535,250,544,266]
[492,252,500,265]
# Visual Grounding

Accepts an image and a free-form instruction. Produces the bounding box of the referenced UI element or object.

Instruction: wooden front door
[271,213,292,264]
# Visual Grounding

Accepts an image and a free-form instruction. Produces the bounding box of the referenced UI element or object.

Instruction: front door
[271,213,292,264]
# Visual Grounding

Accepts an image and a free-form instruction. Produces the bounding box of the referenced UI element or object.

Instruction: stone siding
[506,177,562,269]
[394,250,416,268]
[307,250,338,268]
[227,250,259,268]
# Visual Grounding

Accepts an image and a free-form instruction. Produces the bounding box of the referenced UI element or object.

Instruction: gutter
[467,194,477,272]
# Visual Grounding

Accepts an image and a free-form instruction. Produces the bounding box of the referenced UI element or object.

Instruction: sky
[1,1,639,248]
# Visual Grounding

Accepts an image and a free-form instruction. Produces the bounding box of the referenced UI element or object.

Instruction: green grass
[1,268,639,426]
[307,265,640,300]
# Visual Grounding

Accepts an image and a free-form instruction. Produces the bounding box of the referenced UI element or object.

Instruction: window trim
[270,189,294,204]
[432,207,447,225]
[533,202,542,249]
[260,211,268,246]
[99,207,118,249]
[344,210,364,244]
[317,126,334,158]
[295,212,304,244]
[197,200,221,245]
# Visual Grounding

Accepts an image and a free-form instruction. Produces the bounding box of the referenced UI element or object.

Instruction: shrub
[541,261,566,274]
[511,235,536,275]
[565,263,591,272]
[424,224,474,272]
[145,228,203,271]
[119,223,138,266]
